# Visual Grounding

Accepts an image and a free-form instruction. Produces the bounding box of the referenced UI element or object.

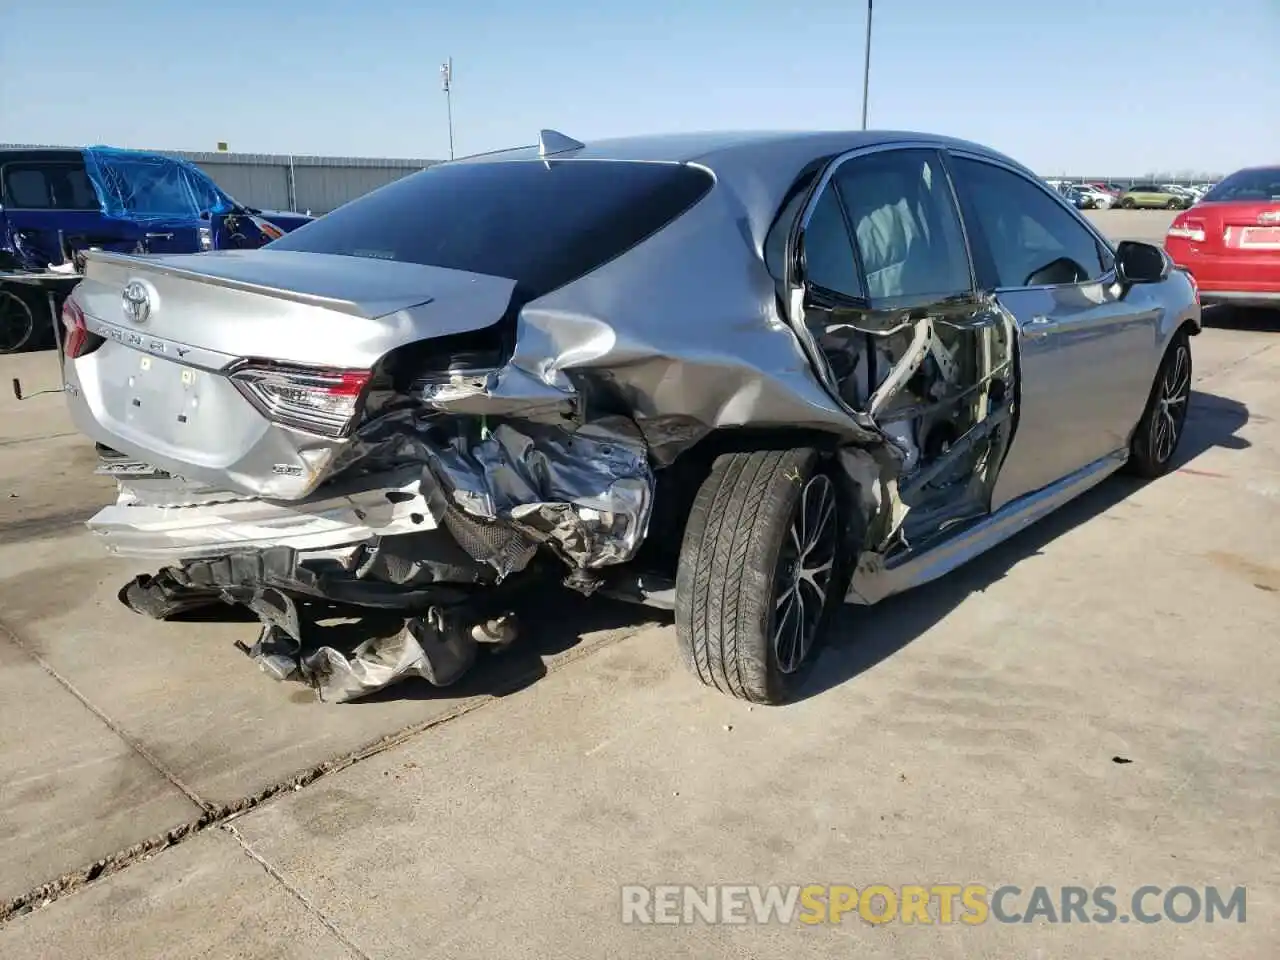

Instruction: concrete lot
[1085,208,1179,243]
[1,215,1277,958]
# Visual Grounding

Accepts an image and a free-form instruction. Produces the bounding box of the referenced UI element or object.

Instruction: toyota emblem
[122,280,152,324]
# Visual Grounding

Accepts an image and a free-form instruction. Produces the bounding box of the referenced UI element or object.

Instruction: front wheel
[1126,330,1192,478]
[1120,197,1136,209]
[675,448,844,704]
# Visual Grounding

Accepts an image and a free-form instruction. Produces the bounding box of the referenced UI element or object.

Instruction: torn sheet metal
[237,587,515,702]
[330,398,653,574]
[427,415,653,570]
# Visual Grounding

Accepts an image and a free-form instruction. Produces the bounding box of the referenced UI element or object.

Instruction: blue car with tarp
[0,145,313,354]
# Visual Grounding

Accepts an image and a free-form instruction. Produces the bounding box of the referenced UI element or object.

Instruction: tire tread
[676,447,828,704]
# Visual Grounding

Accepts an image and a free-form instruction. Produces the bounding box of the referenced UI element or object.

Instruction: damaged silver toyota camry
[60,129,1200,704]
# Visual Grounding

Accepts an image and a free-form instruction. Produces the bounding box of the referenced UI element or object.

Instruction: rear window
[2,161,99,210]
[268,159,714,301]
[1202,168,1280,203]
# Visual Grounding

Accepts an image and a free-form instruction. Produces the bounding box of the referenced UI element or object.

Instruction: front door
[947,153,1161,509]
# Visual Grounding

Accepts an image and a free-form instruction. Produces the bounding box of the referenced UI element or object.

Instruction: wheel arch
[642,425,869,579]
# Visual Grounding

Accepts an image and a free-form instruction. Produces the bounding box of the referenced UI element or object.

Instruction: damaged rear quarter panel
[504,176,879,453]
[383,173,885,575]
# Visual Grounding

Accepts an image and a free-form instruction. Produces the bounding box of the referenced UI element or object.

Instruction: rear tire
[0,287,35,355]
[1125,330,1192,478]
[675,448,844,705]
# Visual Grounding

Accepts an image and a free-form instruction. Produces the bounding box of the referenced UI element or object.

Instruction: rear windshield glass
[268,159,714,301]
[1202,168,1280,203]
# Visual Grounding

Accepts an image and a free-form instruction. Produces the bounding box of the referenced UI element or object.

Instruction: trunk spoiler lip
[81,249,435,319]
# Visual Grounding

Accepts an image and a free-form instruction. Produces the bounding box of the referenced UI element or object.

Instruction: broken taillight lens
[61,298,104,359]
[230,362,372,438]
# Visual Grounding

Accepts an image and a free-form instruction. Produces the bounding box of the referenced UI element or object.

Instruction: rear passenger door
[0,158,125,265]
[947,152,1159,509]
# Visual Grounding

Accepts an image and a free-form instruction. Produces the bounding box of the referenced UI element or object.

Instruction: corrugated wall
[196,162,292,212]
[180,152,437,215]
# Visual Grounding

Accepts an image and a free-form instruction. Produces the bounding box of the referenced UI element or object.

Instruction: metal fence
[3,142,1228,213]
[178,150,439,215]
[1042,175,1224,189]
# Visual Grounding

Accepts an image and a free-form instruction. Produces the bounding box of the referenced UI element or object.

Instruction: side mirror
[199,210,212,221]
[1115,240,1169,284]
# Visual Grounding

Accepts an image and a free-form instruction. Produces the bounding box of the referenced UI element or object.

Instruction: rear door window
[949,157,1107,288]
[268,159,713,302]
[1,161,99,210]
[828,148,972,302]
[799,188,864,299]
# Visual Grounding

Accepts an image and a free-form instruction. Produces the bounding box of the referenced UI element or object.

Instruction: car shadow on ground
[165,585,668,705]
[1202,305,1280,333]
[344,591,667,704]
[797,387,1252,702]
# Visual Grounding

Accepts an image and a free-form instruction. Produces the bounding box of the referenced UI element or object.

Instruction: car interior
[770,149,1017,552]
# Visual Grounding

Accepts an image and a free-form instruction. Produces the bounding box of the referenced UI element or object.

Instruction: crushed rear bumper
[87,464,444,562]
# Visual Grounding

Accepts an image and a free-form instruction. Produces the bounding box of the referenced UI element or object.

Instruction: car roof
[451,130,1032,237]
[456,129,1015,168]
[0,147,85,165]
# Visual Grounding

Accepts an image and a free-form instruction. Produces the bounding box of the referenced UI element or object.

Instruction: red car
[1165,166,1280,309]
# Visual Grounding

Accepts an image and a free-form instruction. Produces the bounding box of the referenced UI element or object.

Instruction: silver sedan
[60,129,1200,703]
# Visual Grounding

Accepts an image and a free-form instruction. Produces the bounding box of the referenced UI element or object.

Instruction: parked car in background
[1117,183,1190,210]
[1161,184,1199,204]
[1166,165,1280,308]
[1075,184,1116,209]
[60,129,1200,704]
[1061,185,1092,209]
[0,146,313,353]
[1046,181,1091,209]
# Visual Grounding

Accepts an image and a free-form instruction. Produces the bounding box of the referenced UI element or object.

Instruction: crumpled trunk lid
[64,251,519,501]
[75,249,518,367]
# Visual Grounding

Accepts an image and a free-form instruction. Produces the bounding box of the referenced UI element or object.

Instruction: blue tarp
[83,146,235,224]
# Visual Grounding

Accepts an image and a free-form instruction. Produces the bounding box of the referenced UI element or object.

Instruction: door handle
[144,232,174,240]
[1024,315,1054,337]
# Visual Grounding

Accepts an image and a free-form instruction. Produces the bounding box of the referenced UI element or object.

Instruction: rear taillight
[60,298,104,359]
[253,218,285,241]
[230,362,372,438]
[1167,215,1205,243]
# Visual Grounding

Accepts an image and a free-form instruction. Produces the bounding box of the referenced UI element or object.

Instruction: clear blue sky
[3,0,1277,175]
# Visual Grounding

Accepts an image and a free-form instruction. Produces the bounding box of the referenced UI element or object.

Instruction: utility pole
[441,57,455,160]
[860,0,874,130]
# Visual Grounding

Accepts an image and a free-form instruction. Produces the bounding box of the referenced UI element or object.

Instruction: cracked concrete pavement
[1,212,1277,957]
